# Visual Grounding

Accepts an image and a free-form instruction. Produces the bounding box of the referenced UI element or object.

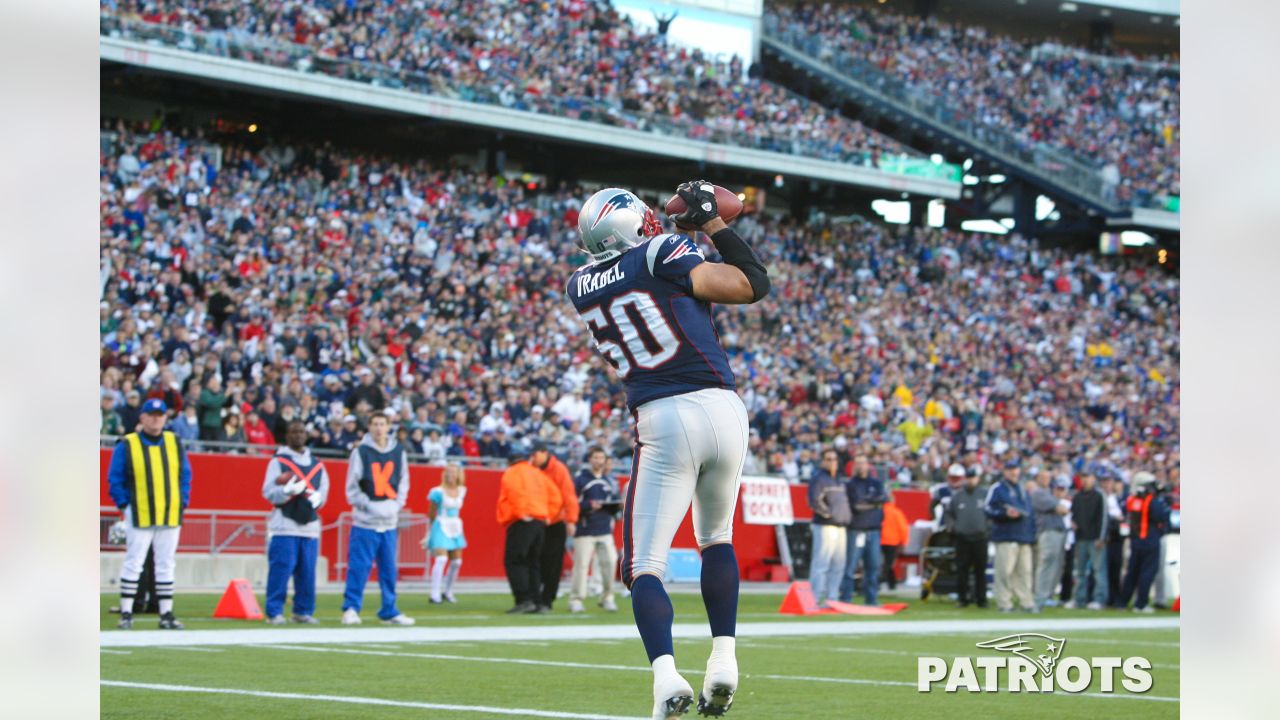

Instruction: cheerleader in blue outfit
[424,463,467,603]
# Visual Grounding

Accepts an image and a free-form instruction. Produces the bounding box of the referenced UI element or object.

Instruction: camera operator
[1118,471,1172,613]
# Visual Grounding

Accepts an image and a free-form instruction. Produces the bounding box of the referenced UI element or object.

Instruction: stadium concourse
[100,121,1179,484]
[766,2,1180,209]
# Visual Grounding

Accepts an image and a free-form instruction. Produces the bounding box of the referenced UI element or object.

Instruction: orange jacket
[496,461,561,527]
[545,456,580,525]
[881,503,910,546]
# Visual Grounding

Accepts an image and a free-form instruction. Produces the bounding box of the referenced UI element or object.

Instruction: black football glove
[673,180,719,228]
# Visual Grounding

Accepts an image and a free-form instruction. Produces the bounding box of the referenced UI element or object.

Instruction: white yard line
[263,644,1176,703]
[99,649,132,655]
[100,680,648,720]
[100,616,1178,648]
[154,646,223,653]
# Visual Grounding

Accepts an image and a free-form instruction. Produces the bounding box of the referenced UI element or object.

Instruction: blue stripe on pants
[343,526,400,619]
[266,535,318,617]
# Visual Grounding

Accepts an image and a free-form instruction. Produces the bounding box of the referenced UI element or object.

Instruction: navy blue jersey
[567,234,735,410]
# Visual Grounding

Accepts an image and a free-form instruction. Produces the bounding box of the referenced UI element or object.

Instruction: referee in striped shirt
[107,398,192,629]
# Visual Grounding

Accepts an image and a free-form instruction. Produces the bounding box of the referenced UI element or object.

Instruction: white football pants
[621,388,748,587]
[121,525,181,583]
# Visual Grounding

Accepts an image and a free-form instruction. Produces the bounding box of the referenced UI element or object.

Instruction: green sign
[878,156,963,182]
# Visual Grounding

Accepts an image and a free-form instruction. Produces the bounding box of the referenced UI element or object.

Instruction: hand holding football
[275,471,295,485]
[664,184,744,230]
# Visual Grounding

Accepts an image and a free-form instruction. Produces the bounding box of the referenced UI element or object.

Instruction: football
[664,183,744,230]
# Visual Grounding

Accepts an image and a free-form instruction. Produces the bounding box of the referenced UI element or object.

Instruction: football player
[566,181,770,719]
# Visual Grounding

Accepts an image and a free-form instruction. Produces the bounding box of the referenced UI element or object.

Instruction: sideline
[101,616,1179,648]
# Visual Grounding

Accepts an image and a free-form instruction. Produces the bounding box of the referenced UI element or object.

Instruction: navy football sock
[630,574,675,663]
[700,543,739,638]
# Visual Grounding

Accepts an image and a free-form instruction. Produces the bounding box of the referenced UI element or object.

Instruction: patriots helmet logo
[591,192,641,230]
[975,633,1066,677]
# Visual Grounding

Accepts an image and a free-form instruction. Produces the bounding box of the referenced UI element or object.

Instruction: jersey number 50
[582,290,681,379]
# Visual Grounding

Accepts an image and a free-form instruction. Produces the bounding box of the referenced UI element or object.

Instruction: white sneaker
[698,649,738,717]
[568,599,585,614]
[1062,601,1077,610]
[652,656,693,720]
[265,614,288,625]
[381,614,416,626]
[1133,606,1155,614]
[602,596,618,612]
[1086,601,1104,611]
[341,609,362,625]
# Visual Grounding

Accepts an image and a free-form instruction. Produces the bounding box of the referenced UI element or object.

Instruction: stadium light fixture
[987,174,1007,184]
[1121,231,1156,247]
[927,199,946,228]
[871,199,911,225]
[962,174,980,186]
[930,153,944,164]
[1036,195,1056,221]
[248,124,258,133]
[1059,2,1078,12]
[960,219,1008,235]
[999,218,1016,229]
[962,158,974,171]
[774,174,784,188]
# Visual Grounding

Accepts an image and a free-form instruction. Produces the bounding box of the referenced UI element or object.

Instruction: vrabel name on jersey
[566,233,733,411]
[575,262,627,296]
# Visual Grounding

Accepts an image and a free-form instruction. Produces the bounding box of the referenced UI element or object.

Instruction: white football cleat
[381,614,416,626]
[697,650,738,717]
[651,656,694,720]
[341,609,362,625]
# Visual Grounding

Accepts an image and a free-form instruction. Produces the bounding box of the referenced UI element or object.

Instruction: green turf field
[100,591,1179,719]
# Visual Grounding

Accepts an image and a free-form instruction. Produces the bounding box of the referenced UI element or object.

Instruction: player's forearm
[708,226,770,303]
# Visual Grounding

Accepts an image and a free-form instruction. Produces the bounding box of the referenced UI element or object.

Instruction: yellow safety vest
[124,431,183,528]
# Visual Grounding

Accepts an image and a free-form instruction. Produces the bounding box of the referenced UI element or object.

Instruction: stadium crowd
[99,120,1180,497]
[99,0,912,167]
[767,2,1181,209]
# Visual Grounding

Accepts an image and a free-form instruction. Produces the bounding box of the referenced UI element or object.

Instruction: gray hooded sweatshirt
[261,446,329,539]
[345,432,410,531]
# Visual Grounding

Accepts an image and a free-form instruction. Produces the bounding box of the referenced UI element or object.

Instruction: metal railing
[99,434,634,473]
[763,17,1147,213]
[98,15,925,174]
[100,506,270,553]
[332,512,431,580]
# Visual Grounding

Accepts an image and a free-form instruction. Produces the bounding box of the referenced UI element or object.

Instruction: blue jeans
[808,524,847,604]
[266,535,318,618]
[1073,539,1109,606]
[839,529,881,605]
[343,526,401,619]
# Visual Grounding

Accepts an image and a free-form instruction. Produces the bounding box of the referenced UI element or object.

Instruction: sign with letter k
[371,461,398,499]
